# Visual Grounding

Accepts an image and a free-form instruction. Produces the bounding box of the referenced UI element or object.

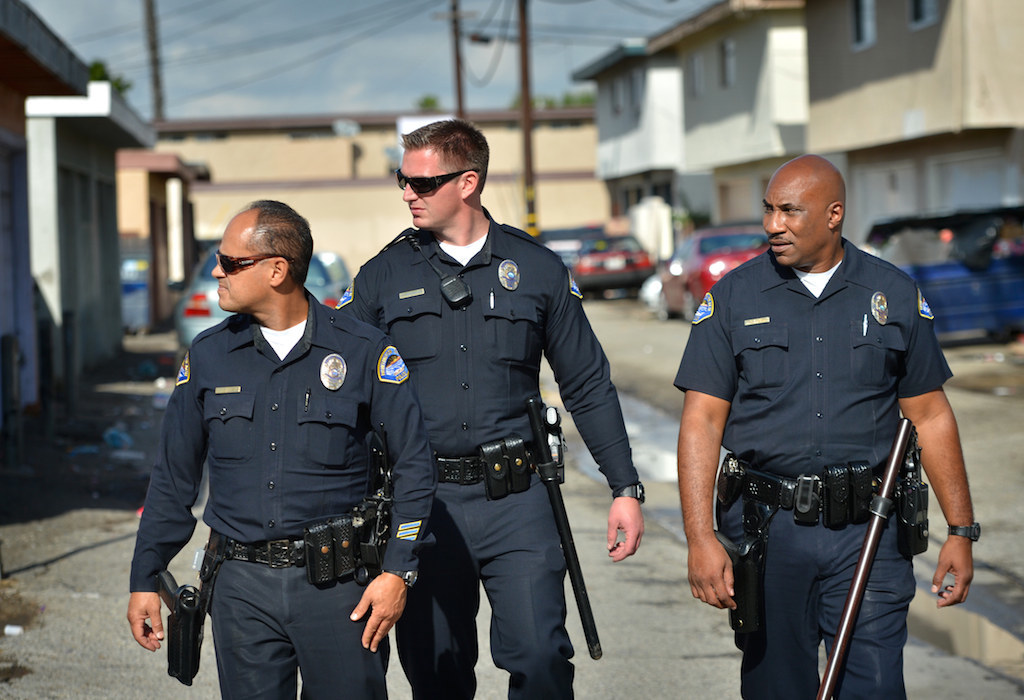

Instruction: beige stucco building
[153,109,609,272]
[807,0,1024,240]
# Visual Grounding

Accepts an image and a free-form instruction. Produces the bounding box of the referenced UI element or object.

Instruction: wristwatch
[384,570,419,587]
[612,482,645,504]
[947,523,981,541]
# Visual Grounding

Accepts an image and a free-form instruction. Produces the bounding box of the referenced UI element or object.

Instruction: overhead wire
[175,0,444,107]
[69,0,230,45]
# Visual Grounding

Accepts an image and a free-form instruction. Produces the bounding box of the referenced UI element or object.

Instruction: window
[719,39,736,88]
[851,0,876,49]
[628,68,644,115]
[688,52,705,98]
[908,0,938,29]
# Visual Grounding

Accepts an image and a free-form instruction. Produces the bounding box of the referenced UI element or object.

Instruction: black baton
[817,418,915,699]
[527,397,602,660]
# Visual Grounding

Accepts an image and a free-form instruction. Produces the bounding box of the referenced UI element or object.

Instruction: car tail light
[182,293,212,317]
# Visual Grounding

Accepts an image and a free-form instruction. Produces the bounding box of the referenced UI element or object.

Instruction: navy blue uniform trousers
[211,559,388,699]
[396,477,574,699]
[721,502,914,700]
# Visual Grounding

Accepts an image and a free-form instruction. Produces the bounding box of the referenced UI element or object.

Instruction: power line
[69,0,230,44]
[115,0,446,74]
[175,0,443,108]
[464,0,517,88]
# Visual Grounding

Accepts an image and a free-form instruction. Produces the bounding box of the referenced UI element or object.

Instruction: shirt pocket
[383,292,443,362]
[484,293,541,364]
[204,392,256,461]
[731,325,789,390]
[298,394,361,467]
[851,323,905,388]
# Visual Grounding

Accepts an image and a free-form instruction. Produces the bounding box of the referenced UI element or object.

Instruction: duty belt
[222,535,305,568]
[436,456,485,485]
[743,468,806,510]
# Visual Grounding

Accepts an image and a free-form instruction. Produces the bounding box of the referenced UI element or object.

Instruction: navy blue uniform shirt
[675,239,951,477]
[130,295,435,591]
[341,219,638,492]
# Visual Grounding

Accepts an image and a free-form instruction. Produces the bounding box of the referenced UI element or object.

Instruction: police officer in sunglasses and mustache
[127,200,436,698]
[339,118,645,699]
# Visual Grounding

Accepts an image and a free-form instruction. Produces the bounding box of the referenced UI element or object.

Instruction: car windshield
[698,233,767,255]
[580,237,643,254]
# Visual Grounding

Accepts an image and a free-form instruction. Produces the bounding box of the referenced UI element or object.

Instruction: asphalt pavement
[1,302,1023,698]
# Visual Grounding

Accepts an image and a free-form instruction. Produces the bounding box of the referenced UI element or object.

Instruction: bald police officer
[676,156,977,698]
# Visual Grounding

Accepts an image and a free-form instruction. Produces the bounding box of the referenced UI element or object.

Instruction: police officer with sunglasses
[127,200,436,698]
[339,119,645,699]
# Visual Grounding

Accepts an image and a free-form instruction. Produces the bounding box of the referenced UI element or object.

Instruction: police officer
[339,118,645,699]
[675,155,978,698]
[127,200,435,699]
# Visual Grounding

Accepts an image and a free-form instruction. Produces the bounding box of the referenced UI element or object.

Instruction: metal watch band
[947,523,981,541]
[384,569,418,587]
[613,482,645,503]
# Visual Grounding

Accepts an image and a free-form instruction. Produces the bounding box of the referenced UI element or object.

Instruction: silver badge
[498,259,519,291]
[320,353,347,391]
[871,291,888,325]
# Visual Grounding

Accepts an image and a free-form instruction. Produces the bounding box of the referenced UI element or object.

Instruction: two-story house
[807,0,1024,241]
[575,0,806,229]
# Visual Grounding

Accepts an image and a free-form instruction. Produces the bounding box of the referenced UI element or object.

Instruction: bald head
[762,154,847,272]
[770,155,846,214]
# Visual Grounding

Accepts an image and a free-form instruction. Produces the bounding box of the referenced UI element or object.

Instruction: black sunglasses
[395,168,477,194]
[216,250,288,275]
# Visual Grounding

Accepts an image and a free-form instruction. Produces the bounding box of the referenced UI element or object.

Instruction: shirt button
[271,403,279,411]
[268,481,275,490]
[816,336,824,342]
[460,344,467,352]
[815,450,822,457]
[461,382,469,390]
[268,520,275,528]
[220,407,227,415]
[270,442,277,451]
[816,372,823,379]
[816,412,823,419]
[461,422,469,430]
[753,337,760,344]
[325,411,332,419]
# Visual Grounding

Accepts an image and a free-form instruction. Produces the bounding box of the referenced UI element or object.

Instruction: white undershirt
[262,319,307,360]
[439,234,488,267]
[795,259,842,298]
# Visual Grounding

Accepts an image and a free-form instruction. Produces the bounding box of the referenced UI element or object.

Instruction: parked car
[174,249,350,348]
[655,223,768,320]
[865,206,1024,339]
[539,225,606,269]
[564,235,655,296]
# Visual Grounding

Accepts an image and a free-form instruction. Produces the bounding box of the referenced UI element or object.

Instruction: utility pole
[144,0,164,121]
[518,0,538,236]
[450,0,465,118]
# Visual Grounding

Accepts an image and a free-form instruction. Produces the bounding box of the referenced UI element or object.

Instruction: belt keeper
[869,495,893,519]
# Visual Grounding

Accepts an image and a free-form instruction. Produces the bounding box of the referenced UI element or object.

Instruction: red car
[657,224,768,319]
[569,235,655,296]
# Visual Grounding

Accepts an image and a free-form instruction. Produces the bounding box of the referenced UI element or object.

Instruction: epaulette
[379,228,421,254]
[498,222,547,248]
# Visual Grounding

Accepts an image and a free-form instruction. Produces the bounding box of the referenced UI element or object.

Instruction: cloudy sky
[21,0,711,121]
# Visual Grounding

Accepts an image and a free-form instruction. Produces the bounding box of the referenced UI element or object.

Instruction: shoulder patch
[691,292,714,324]
[335,284,353,309]
[568,269,583,299]
[377,345,409,384]
[918,288,934,320]
[176,351,190,386]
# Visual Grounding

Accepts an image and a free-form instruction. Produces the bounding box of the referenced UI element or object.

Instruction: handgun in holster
[895,431,929,557]
[715,500,772,634]
[351,426,394,585]
[156,570,203,686]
